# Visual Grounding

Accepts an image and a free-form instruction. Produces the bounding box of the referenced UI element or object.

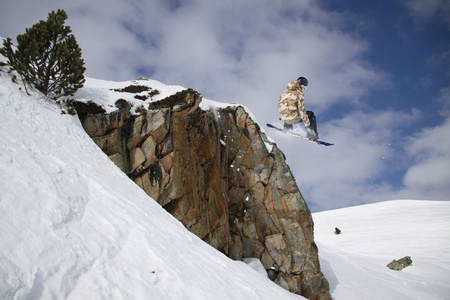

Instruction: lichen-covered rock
[387,256,412,271]
[77,90,331,300]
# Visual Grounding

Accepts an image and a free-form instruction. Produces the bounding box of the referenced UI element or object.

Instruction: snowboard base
[266,123,334,146]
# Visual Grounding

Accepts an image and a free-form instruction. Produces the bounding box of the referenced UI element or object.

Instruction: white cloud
[0,0,387,118]
[400,119,450,198]
[290,113,450,211]
[270,109,422,211]
[402,0,450,26]
[437,87,450,117]
[2,0,447,212]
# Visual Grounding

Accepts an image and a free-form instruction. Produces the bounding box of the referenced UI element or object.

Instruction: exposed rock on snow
[75,82,330,299]
[387,256,412,271]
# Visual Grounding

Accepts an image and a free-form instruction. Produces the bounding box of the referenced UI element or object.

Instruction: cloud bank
[0,0,385,114]
[1,0,448,211]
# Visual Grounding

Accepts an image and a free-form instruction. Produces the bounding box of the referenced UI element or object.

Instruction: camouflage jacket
[278,80,310,126]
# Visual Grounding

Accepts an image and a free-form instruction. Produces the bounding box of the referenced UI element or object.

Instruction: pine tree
[1,9,86,99]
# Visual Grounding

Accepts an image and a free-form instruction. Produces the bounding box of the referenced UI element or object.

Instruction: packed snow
[1,66,449,299]
[75,77,185,114]
[314,200,450,300]
[74,76,240,115]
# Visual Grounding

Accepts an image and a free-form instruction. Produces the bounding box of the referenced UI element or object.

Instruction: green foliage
[72,100,106,120]
[0,9,86,99]
[149,89,160,98]
[150,88,200,109]
[58,98,77,115]
[113,84,160,100]
[66,106,77,115]
[135,105,148,114]
[134,94,149,101]
[115,98,131,110]
[113,85,150,93]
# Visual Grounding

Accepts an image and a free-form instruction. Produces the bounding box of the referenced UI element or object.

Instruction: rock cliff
[76,89,331,299]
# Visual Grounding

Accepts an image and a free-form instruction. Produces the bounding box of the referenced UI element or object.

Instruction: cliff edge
[77,88,330,299]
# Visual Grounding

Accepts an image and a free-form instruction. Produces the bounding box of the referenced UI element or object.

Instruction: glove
[305,126,319,141]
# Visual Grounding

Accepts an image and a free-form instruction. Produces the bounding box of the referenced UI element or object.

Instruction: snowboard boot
[306,126,319,141]
[306,111,319,141]
[283,123,293,133]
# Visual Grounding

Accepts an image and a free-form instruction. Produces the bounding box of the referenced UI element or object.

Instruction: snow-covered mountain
[1,66,449,299]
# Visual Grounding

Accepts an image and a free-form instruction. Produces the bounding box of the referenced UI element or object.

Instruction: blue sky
[1,0,449,211]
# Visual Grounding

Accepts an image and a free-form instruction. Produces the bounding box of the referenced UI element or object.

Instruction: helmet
[297,77,308,87]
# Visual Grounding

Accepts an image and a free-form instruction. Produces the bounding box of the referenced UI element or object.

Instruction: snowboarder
[278,77,319,141]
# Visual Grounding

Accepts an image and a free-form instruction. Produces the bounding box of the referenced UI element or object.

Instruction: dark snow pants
[283,111,318,134]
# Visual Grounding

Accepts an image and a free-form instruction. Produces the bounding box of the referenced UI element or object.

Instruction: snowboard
[266,123,334,146]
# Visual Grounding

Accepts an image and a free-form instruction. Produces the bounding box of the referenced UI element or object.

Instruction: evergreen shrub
[1,9,86,99]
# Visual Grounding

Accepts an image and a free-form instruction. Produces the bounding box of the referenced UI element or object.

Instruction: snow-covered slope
[0,71,303,299]
[313,200,450,300]
[1,67,449,299]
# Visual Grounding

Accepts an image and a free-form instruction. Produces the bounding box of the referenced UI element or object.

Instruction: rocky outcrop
[77,90,331,299]
[387,256,412,271]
